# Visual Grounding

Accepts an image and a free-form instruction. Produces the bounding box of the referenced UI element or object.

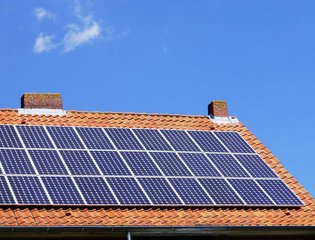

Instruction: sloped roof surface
[0,109,314,227]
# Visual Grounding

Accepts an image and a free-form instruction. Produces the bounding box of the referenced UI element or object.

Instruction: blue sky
[0,0,314,198]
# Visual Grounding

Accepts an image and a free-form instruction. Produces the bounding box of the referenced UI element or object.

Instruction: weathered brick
[21,93,63,109]
[208,100,229,117]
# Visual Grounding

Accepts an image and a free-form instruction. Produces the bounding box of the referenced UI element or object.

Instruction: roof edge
[0,226,313,237]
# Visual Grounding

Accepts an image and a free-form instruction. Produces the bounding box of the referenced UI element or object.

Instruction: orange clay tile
[0,109,313,227]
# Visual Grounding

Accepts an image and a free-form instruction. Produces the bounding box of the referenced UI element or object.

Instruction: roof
[0,108,314,229]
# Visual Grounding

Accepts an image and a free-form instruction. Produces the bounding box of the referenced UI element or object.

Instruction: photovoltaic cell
[76,127,114,150]
[60,150,100,175]
[0,149,35,174]
[188,131,228,152]
[47,126,85,149]
[17,126,53,149]
[133,129,172,151]
[29,150,68,175]
[42,176,84,204]
[207,154,249,178]
[8,176,50,204]
[0,176,15,204]
[75,177,117,205]
[168,178,213,205]
[257,179,303,206]
[121,151,162,176]
[91,151,131,176]
[107,177,150,205]
[160,130,199,152]
[235,154,277,178]
[138,178,182,205]
[214,132,255,153]
[105,128,144,150]
[228,179,273,205]
[0,125,22,148]
[199,178,243,205]
[179,153,220,177]
[150,152,192,176]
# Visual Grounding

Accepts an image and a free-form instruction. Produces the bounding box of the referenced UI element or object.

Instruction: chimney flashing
[17,108,67,116]
[208,115,239,125]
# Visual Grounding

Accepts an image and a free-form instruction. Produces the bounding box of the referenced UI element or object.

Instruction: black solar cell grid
[0,125,303,207]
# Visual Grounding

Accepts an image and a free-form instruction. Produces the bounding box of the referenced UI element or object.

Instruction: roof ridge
[66,110,209,118]
[0,108,210,118]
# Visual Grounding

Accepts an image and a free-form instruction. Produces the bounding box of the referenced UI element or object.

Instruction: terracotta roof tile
[0,109,313,227]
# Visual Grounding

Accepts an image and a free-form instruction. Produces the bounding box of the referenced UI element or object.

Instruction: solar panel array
[0,124,303,207]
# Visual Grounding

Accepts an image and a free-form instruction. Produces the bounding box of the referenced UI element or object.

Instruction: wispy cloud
[33,7,56,21]
[33,33,56,53]
[63,21,101,51]
[62,1,101,51]
[32,1,128,53]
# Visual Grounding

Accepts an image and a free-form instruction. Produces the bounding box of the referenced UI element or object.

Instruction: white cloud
[60,1,101,51]
[63,21,101,51]
[33,33,56,53]
[33,1,126,53]
[33,7,55,21]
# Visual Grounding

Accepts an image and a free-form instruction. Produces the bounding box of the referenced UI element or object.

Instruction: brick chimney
[21,93,63,109]
[208,100,229,117]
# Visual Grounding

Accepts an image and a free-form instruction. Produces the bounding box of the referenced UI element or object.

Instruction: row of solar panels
[0,125,254,153]
[0,124,303,207]
[0,149,277,178]
[0,175,302,206]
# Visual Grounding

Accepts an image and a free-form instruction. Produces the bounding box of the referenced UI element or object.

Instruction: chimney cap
[208,100,229,117]
[21,93,63,109]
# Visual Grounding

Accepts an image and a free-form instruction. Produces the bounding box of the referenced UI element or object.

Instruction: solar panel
[47,126,85,149]
[199,178,243,205]
[160,130,200,152]
[91,151,131,176]
[0,149,35,174]
[228,179,273,205]
[106,177,150,205]
[0,124,303,207]
[42,176,84,205]
[120,151,162,176]
[8,176,50,204]
[257,179,303,206]
[29,150,68,175]
[0,176,15,204]
[105,128,144,150]
[60,150,100,175]
[207,154,249,178]
[0,125,22,148]
[133,129,172,151]
[188,131,228,152]
[214,132,255,153]
[16,126,54,149]
[75,177,117,205]
[235,154,277,178]
[150,152,192,176]
[179,153,220,177]
[168,178,213,205]
[76,127,114,150]
[138,178,182,205]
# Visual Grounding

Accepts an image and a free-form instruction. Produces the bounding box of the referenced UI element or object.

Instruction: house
[0,93,313,239]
